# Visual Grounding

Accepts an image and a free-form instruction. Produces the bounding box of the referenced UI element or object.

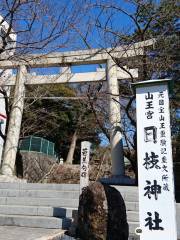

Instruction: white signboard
[136,81,177,240]
[80,141,91,194]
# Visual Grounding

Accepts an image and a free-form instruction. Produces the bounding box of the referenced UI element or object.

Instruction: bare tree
[0,0,86,142]
[74,0,179,180]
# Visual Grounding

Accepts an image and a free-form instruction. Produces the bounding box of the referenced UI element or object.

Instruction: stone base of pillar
[0,174,27,183]
[99,175,135,185]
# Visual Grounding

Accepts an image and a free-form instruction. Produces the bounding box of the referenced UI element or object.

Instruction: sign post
[80,141,91,194]
[133,79,177,240]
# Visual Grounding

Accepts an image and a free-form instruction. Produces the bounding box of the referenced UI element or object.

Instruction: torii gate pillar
[107,59,125,176]
[102,59,134,184]
[1,65,27,176]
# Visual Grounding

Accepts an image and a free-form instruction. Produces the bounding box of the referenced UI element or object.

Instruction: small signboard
[135,80,177,240]
[80,141,91,194]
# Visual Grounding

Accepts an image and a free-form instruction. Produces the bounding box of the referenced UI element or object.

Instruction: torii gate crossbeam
[0,39,154,69]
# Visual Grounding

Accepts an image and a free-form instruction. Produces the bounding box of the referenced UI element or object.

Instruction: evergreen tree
[21,84,101,163]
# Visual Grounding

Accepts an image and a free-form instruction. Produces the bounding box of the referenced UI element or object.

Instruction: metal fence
[19,136,55,157]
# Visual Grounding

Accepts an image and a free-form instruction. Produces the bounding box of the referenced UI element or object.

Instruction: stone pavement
[0,226,73,240]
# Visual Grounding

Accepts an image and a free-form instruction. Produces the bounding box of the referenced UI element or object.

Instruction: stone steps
[129,235,140,240]
[0,182,178,238]
[125,201,139,211]
[0,198,139,211]
[0,197,79,207]
[0,183,79,230]
[0,183,149,235]
[0,189,79,199]
[128,221,139,235]
[0,205,138,222]
[113,186,139,202]
[0,183,79,191]
[0,205,77,218]
[127,211,139,222]
[0,214,71,229]
[0,226,70,240]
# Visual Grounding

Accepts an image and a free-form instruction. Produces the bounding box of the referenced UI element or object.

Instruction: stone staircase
[113,186,139,238]
[0,182,179,239]
[0,182,79,230]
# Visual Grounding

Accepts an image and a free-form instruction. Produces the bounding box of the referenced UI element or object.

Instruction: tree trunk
[66,130,78,164]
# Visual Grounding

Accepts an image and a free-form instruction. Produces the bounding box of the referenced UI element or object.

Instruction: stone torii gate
[0,39,154,182]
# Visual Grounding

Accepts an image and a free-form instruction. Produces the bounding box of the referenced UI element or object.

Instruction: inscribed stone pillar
[107,59,125,176]
[1,65,27,176]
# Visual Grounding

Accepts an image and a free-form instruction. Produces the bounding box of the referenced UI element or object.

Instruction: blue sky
[24,0,138,76]
[0,0,143,147]
[15,0,137,53]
